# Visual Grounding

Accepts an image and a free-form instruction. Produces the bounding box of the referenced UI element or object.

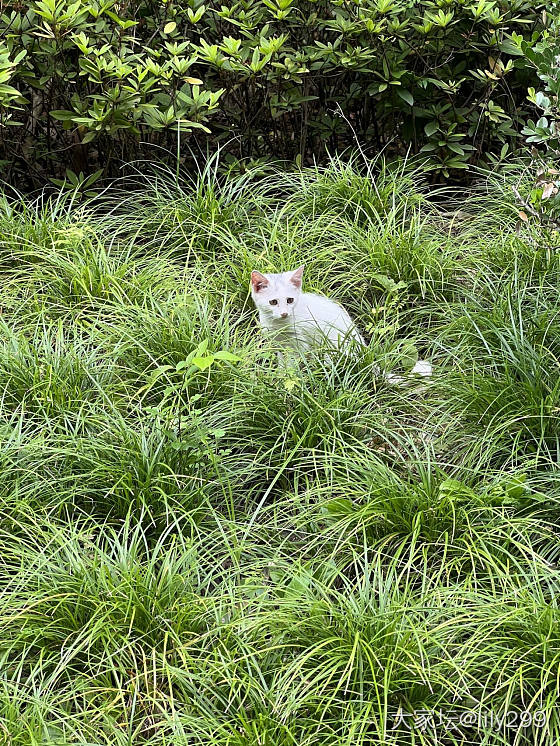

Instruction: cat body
[251,267,363,351]
[250,266,432,380]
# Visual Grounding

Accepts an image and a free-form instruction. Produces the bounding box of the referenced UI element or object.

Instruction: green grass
[1,156,560,745]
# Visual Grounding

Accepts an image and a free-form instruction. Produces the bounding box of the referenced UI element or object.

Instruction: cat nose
[281,312,288,318]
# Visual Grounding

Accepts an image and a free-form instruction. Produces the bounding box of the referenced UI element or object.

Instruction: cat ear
[251,271,269,292]
[290,265,305,288]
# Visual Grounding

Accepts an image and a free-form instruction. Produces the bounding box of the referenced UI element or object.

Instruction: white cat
[250,265,432,381]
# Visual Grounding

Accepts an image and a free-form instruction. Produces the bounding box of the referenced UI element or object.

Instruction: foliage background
[0,0,549,188]
[3,0,560,741]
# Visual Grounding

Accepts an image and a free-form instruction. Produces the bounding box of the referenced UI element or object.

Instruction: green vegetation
[0,156,559,744]
[0,0,552,186]
[514,9,560,224]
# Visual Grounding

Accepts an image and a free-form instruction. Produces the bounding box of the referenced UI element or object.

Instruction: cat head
[250,266,304,320]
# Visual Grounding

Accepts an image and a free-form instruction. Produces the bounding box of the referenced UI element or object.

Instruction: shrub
[510,7,560,229]
[0,0,548,187]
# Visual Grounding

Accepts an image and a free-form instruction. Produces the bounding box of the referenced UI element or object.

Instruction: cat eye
[287,298,294,304]
[269,299,278,306]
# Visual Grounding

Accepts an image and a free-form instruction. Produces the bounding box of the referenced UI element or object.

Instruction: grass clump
[0,158,559,745]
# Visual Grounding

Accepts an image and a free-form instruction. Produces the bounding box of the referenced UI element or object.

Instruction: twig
[512,185,541,220]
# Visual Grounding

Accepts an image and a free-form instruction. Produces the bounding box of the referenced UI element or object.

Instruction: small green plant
[49,168,104,200]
